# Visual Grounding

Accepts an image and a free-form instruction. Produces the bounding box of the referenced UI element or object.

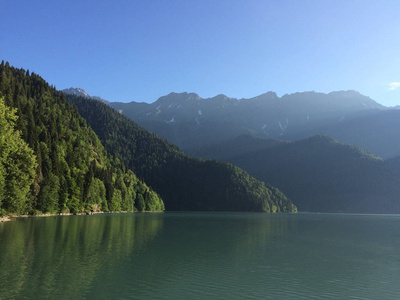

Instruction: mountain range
[56,85,400,213]
[62,87,400,214]
[107,90,400,159]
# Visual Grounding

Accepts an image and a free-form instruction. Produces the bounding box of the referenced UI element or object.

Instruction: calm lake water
[1,212,400,299]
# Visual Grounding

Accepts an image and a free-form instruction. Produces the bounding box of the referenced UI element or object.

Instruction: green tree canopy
[0,62,164,215]
[0,97,37,214]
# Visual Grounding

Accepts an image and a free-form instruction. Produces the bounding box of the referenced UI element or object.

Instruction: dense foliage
[0,61,164,215]
[66,95,296,212]
[0,97,37,215]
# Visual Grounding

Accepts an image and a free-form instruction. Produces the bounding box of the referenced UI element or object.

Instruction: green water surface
[1,212,400,299]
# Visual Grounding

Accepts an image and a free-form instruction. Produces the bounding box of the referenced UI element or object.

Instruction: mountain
[0,61,163,215]
[109,90,391,155]
[62,87,109,104]
[307,109,400,159]
[385,156,400,174]
[62,87,90,98]
[193,134,400,213]
[190,133,287,160]
[66,94,296,213]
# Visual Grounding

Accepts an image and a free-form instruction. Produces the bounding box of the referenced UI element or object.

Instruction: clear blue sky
[1,0,400,106]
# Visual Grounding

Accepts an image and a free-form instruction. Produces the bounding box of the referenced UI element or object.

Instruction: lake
[1,212,400,299]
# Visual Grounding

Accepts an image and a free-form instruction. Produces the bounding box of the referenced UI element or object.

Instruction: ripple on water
[2,213,400,299]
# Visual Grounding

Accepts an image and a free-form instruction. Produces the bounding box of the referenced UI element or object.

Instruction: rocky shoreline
[0,216,11,222]
[0,211,163,223]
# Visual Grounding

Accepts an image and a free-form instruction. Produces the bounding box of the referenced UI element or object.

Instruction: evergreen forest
[0,61,164,215]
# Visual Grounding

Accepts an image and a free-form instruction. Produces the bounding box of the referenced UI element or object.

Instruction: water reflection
[2,213,400,299]
[85,213,293,299]
[0,214,163,299]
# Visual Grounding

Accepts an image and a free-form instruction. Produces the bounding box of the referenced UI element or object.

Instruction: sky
[1,0,400,106]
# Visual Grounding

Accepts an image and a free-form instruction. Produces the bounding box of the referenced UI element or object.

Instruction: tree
[37,173,60,213]
[0,62,164,214]
[0,97,37,214]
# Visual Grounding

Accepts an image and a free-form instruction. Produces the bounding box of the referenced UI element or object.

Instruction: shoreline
[0,216,12,222]
[0,212,102,223]
[0,210,165,222]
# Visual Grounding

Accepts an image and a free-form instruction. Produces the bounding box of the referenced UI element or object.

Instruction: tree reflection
[0,214,163,299]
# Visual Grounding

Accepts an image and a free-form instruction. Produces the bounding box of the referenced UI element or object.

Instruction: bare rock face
[62,88,109,104]
[62,87,90,97]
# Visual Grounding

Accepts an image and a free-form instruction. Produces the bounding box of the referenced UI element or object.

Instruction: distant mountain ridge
[64,88,400,159]
[111,90,383,126]
[109,90,390,155]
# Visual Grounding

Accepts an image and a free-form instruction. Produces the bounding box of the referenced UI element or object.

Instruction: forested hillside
[0,97,36,215]
[0,61,164,215]
[199,134,400,213]
[190,133,287,160]
[66,95,296,213]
